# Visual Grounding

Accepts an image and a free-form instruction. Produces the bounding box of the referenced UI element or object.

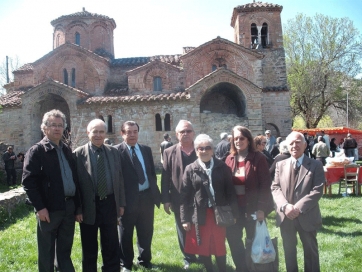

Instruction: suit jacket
[271,156,325,232]
[115,142,161,214]
[161,144,197,209]
[73,143,126,225]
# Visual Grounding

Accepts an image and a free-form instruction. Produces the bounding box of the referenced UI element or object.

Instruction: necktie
[288,161,300,204]
[131,146,146,185]
[96,148,107,199]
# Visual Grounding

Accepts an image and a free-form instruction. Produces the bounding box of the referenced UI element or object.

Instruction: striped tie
[96,148,107,199]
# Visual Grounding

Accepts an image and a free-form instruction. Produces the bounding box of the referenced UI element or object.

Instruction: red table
[324,166,362,196]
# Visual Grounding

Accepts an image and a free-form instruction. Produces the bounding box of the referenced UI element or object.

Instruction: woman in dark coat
[225,126,273,272]
[180,134,238,272]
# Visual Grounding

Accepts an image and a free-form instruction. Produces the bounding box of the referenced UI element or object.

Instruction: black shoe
[138,261,153,269]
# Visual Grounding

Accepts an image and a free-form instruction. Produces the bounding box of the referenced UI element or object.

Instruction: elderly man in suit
[271,131,325,272]
[73,119,126,272]
[161,120,198,269]
[115,121,161,271]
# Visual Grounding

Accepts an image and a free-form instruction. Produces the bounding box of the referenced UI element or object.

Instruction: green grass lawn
[1,180,362,271]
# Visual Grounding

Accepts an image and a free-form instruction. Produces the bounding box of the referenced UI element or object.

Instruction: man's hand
[75,214,83,223]
[37,208,50,223]
[284,204,300,220]
[119,207,125,217]
[183,222,191,231]
[163,202,172,214]
[256,210,265,221]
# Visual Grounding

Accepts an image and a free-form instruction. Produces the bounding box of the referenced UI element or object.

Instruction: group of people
[21,109,325,272]
[162,123,324,272]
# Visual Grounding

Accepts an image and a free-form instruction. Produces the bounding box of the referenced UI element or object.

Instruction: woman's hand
[183,222,191,231]
[256,210,265,221]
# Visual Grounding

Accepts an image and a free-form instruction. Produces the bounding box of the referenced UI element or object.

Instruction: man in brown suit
[271,131,325,272]
[161,120,198,269]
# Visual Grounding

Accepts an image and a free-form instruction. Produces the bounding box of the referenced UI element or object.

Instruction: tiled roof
[234,1,283,11]
[51,8,116,27]
[81,92,190,105]
[14,63,34,73]
[112,54,182,67]
[0,91,25,107]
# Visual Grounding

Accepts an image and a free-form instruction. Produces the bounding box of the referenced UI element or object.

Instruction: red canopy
[293,127,362,136]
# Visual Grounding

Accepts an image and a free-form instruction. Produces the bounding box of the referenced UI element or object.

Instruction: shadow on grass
[319,215,362,236]
[0,202,33,231]
[131,263,236,271]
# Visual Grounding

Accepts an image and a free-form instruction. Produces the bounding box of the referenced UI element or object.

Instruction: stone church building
[0,1,290,166]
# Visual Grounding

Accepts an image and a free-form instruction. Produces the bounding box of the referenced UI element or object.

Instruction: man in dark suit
[161,120,198,269]
[271,131,325,272]
[22,109,81,272]
[115,121,161,271]
[73,119,126,272]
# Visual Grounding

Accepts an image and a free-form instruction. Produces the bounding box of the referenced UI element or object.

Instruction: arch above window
[107,115,113,133]
[251,23,258,45]
[155,114,162,131]
[261,23,268,47]
[164,114,171,131]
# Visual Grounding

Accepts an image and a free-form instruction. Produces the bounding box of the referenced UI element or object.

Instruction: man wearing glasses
[161,120,199,269]
[22,109,81,272]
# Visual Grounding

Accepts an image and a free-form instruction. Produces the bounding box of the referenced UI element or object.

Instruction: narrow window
[107,115,113,133]
[153,77,162,92]
[155,114,162,131]
[261,23,268,47]
[164,114,171,131]
[212,65,217,71]
[251,23,258,45]
[71,68,76,87]
[75,32,80,45]
[63,69,68,85]
[56,34,60,47]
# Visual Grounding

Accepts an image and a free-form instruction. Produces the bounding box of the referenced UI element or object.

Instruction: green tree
[284,13,362,128]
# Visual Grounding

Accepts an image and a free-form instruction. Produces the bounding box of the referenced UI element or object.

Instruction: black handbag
[203,181,235,227]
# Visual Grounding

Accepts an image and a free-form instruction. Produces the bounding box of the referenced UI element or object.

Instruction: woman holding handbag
[180,134,238,272]
[225,126,274,272]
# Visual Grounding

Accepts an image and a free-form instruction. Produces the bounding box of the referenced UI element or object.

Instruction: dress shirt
[125,143,150,191]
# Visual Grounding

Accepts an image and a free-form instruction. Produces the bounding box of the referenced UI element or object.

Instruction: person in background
[312,136,330,166]
[330,138,338,157]
[3,146,17,186]
[343,133,358,159]
[254,135,274,167]
[225,126,273,272]
[180,134,238,272]
[303,133,310,157]
[269,140,291,180]
[215,132,231,162]
[161,120,198,269]
[308,136,316,159]
[264,130,276,154]
[22,109,81,272]
[160,133,173,163]
[270,136,283,158]
[321,131,330,150]
[271,131,324,272]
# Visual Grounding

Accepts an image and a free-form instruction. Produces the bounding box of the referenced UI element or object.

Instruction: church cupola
[51,8,116,58]
[231,1,283,49]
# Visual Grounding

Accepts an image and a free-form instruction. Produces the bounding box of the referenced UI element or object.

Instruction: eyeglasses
[261,142,267,145]
[197,146,212,152]
[234,136,246,141]
[48,123,64,129]
[179,130,193,134]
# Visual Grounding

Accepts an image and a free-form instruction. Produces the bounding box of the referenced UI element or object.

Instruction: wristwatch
[280,203,288,213]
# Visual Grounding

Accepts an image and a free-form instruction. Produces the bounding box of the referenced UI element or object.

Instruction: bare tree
[284,13,362,128]
[0,56,22,95]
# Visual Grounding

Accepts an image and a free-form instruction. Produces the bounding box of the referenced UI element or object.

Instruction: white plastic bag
[251,220,276,264]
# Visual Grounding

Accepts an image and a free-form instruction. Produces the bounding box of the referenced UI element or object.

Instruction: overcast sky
[1,0,362,66]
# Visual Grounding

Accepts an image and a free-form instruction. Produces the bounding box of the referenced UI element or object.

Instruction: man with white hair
[73,118,126,272]
[215,132,231,162]
[265,129,276,153]
[271,131,325,272]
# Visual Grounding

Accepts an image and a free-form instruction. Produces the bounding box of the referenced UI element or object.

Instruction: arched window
[107,115,113,133]
[63,69,68,85]
[153,77,162,92]
[98,115,105,122]
[251,23,258,45]
[56,34,60,47]
[212,65,217,72]
[71,68,76,87]
[261,23,268,47]
[164,114,171,131]
[155,114,162,131]
[75,32,80,45]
